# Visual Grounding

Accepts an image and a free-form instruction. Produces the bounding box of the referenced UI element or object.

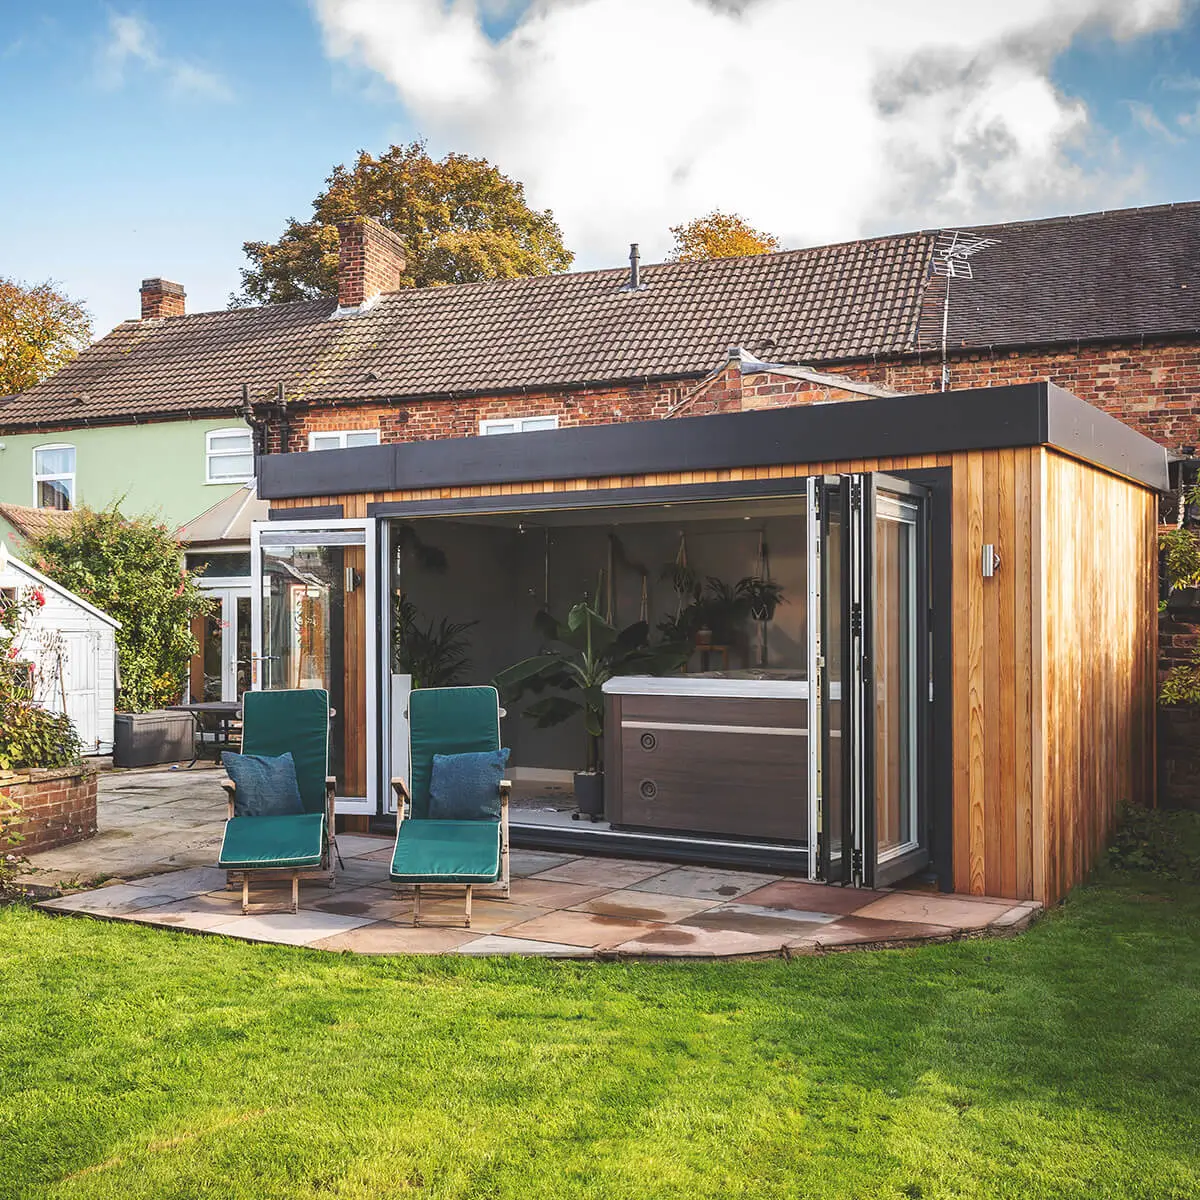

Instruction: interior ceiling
[404,495,807,530]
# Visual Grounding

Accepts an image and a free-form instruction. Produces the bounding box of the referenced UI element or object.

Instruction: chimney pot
[336,216,407,310]
[140,278,186,320]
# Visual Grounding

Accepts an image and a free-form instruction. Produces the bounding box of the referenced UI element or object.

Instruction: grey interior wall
[390,503,807,774]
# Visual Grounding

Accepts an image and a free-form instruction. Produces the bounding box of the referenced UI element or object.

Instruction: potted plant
[739,576,786,622]
[493,603,689,819]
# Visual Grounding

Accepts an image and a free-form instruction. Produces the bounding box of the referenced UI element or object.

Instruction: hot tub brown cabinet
[602,677,808,842]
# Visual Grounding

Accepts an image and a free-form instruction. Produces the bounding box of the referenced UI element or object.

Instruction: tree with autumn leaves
[235,142,575,304]
[670,211,780,261]
[0,278,92,395]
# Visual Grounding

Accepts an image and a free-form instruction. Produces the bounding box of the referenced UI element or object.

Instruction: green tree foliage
[0,277,92,394]
[28,506,212,712]
[669,211,780,261]
[234,142,574,305]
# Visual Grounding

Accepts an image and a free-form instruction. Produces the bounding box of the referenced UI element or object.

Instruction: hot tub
[601,674,809,843]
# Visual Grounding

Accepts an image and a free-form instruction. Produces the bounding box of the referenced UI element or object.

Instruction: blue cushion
[222,751,304,818]
[427,748,509,820]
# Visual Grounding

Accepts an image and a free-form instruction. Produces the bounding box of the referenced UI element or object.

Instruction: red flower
[31,588,45,607]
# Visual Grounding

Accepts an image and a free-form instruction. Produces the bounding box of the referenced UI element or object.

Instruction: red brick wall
[276,336,1200,457]
[279,363,745,453]
[3,765,98,854]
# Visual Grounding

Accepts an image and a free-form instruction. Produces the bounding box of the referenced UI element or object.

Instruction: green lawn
[1,864,1199,1200]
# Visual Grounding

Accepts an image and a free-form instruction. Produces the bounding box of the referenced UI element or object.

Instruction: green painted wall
[0,418,252,537]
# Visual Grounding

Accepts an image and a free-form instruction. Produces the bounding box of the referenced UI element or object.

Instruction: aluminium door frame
[250,516,378,816]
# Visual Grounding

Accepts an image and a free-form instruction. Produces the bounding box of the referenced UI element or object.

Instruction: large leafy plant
[391,594,476,689]
[493,604,689,773]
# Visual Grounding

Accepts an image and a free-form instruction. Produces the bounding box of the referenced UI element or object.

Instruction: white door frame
[250,517,378,816]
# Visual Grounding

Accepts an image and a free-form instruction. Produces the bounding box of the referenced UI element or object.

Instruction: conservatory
[251,382,1167,904]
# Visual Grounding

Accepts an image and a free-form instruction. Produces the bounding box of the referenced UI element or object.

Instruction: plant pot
[749,601,775,622]
[573,770,604,820]
[695,626,713,647]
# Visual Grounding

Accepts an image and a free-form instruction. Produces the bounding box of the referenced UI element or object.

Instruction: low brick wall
[1158,707,1200,811]
[1,764,98,854]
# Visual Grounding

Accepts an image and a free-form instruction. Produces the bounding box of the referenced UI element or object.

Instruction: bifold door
[250,519,378,815]
[809,474,931,887]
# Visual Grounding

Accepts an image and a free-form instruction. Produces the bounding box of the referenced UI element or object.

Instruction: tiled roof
[3,201,1198,430]
[945,202,1200,350]
[0,504,73,542]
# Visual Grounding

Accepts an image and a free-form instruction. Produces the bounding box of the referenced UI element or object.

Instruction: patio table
[166,701,243,767]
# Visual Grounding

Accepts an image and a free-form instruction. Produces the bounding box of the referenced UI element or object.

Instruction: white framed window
[33,443,75,510]
[307,430,382,451]
[479,415,560,436]
[205,428,254,484]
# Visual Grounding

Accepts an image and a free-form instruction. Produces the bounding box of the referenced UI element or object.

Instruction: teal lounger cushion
[390,820,501,884]
[218,813,325,869]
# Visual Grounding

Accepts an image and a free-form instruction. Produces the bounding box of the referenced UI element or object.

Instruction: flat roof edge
[258,383,1169,500]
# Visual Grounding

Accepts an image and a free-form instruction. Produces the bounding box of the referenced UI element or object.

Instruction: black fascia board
[257,381,1167,500]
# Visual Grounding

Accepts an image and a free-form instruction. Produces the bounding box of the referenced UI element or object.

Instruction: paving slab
[207,909,374,946]
[613,924,791,958]
[531,857,673,888]
[509,849,577,877]
[738,879,886,915]
[309,921,477,954]
[132,892,246,931]
[334,834,393,858]
[628,866,780,901]
[853,892,1012,930]
[455,935,594,957]
[503,909,668,950]
[39,882,187,917]
[680,903,838,937]
[307,885,414,922]
[569,889,721,923]
[788,915,958,949]
[125,866,228,899]
[505,877,612,908]
[414,898,550,934]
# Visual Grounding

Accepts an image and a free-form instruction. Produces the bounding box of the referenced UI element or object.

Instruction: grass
[1,854,1199,1199]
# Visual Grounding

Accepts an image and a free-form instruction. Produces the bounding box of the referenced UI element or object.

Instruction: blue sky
[2,0,1200,339]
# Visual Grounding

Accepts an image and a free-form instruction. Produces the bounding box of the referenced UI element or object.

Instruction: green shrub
[28,504,212,712]
[1107,804,1200,883]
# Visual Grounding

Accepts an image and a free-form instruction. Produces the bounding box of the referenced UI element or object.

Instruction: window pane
[35,446,74,475]
[38,479,72,510]
[208,453,253,480]
[482,422,517,435]
[209,431,251,452]
[520,417,558,432]
[345,431,380,447]
[186,553,252,578]
[310,434,340,452]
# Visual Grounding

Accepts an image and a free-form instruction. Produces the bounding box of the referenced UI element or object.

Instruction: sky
[2,0,1200,339]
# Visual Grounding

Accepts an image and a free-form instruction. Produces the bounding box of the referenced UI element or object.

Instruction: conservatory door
[251,520,378,814]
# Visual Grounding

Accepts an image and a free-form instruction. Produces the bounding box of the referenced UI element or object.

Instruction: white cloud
[1128,99,1185,142]
[98,12,232,102]
[310,0,1184,265]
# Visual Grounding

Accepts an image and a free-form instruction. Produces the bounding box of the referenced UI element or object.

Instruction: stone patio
[22,765,1041,959]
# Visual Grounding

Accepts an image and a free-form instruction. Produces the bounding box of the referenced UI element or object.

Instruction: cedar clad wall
[274,447,1160,904]
[1038,451,1158,903]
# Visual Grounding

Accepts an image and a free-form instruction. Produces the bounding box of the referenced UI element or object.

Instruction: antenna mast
[928,230,999,391]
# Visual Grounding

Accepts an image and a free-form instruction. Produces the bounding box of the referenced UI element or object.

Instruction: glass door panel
[253,524,374,809]
[235,595,252,697]
[860,474,930,889]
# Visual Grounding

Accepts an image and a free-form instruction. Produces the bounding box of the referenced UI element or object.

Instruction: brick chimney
[140,278,186,320]
[336,216,406,310]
